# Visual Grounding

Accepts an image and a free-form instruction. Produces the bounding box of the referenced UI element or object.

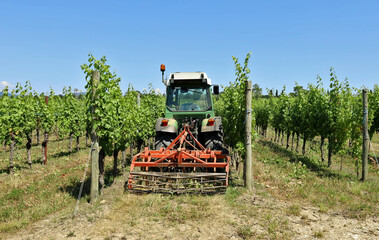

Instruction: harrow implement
[128,125,230,194]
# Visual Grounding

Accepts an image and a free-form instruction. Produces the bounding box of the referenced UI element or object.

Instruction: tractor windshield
[166,86,212,111]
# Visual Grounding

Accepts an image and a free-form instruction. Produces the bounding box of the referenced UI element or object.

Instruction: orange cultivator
[128,125,230,194]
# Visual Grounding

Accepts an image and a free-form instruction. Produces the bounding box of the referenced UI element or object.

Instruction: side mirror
[213,85,219,95]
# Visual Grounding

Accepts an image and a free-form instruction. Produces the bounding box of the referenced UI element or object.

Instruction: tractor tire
[155,132,175,150]
[204,132,228,173]
[204,132,224,150]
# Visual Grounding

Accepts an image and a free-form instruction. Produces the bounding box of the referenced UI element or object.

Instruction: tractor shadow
[258,139,353,180]
[228,168,245,187]
[60,168,124,201]
[0,162,34,174]
[0,164,31,174]
[51,147,87,158]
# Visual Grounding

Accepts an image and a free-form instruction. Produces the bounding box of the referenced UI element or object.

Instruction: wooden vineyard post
[244,81,254,191]
[90,71,100,203]
[137,91,141,107]
[42,96,49,165]
[361,89,368,181]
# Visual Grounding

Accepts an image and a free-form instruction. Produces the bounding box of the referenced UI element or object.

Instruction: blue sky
[0,0,378,94]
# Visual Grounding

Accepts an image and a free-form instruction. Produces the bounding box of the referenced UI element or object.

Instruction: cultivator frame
[128,125,230,194]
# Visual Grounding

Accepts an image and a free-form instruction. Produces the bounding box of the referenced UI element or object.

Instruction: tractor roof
[165,72,212,86]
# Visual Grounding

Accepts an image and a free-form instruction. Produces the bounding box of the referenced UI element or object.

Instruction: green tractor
[128,65,229,194]
[155,65,225,152]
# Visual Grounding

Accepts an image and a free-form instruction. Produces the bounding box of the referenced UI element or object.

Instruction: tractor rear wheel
[155,132,175,150]
[204,132,227,173]
[204,132,224,150]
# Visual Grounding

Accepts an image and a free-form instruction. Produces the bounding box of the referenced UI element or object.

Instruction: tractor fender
[155,118,178,133]
[201,117,223,133]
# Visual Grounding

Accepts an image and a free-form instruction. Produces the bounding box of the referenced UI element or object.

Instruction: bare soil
[6,177,378,240]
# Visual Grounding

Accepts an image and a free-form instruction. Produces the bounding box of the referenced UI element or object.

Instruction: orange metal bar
[180,151,207,164]
[165,128,186,150]
[131,151,227,159]
[132,162,228,168]
[184,139,197,150]
[149,151,177,164]
[187,127,206,150]
[179,131,188,149]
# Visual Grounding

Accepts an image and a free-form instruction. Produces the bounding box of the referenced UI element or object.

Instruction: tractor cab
[166,86,210,112]
[163,72,219,119]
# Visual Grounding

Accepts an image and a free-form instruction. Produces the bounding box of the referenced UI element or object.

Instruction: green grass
[286,204,301,216]
[313,231,325,238]
[371,133,379,144]
[225,187,245,206]
[0,134,97,234]
[236,225,254,239]
[254,133,379,219]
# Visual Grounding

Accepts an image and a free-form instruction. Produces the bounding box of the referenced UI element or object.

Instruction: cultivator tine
[128,172,227,194]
